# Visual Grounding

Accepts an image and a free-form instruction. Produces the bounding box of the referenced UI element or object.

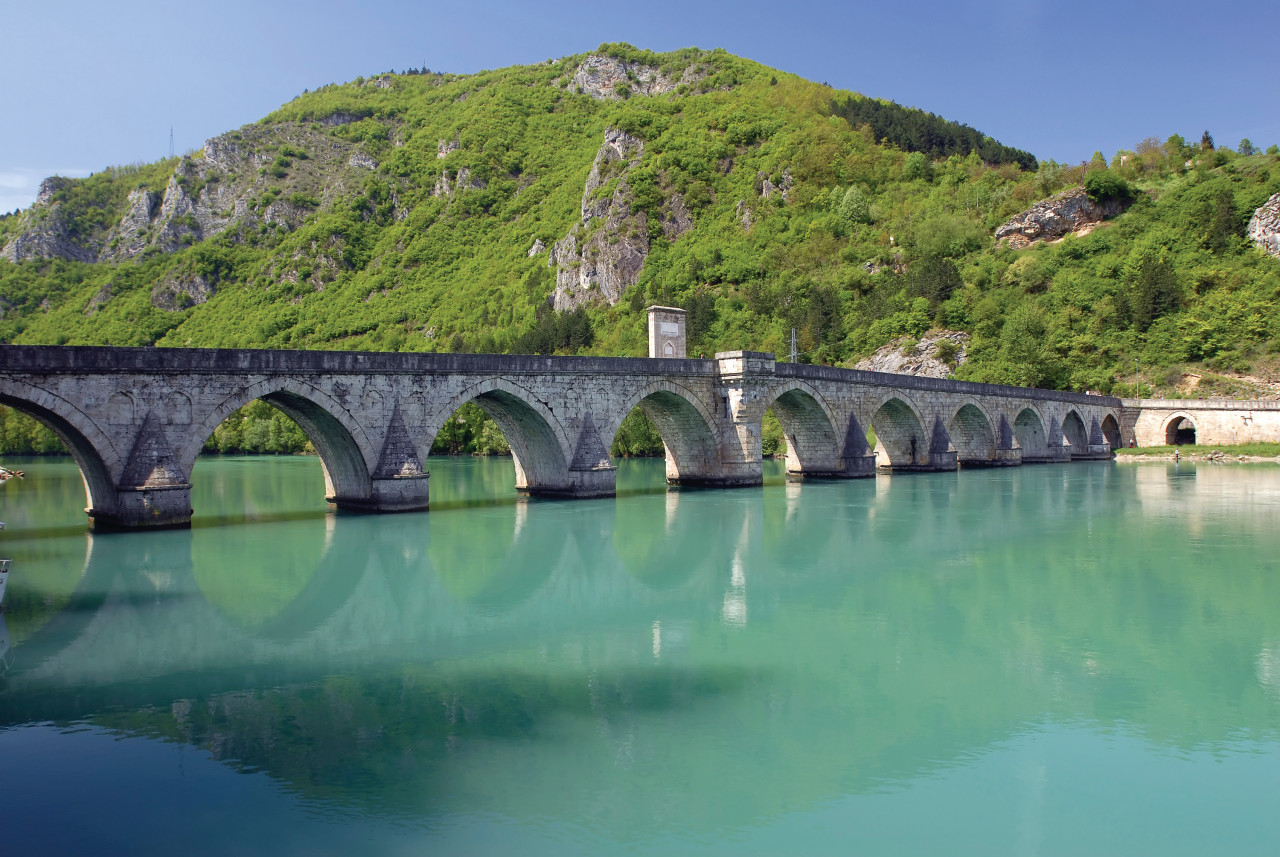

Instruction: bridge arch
[183,378,375,502]
[1162,412,1198,446]
[1062,409,1090,458]
[948,400,998,465]
[1101,413,1122,449]
[1012,406,1049,457]
[760,380,843,476]
[607,380,722,483]
[0,378,122,518]
[868,393,928,469]
[426,378,574,492]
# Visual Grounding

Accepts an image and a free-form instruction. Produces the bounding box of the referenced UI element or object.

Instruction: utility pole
[1134,358,1139,399]
[790,328,797,364]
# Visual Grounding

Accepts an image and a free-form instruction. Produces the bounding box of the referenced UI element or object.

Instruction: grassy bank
[1116,442,1280,458]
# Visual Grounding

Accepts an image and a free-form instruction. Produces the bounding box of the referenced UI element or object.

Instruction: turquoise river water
[1,455,1279,855]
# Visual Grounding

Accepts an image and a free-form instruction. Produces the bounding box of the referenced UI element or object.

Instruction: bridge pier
[91,484,193,530]
[331,474,432,513]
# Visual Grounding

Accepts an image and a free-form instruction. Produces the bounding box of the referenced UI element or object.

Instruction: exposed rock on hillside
[995,187,1127,249]
[151,273,214,311]
[432,166,486,198]
[853,330,969,378]
[567,55,699,100]
[0,178,96,262]
[5,123,383,264]
[550,128,650,311]
[1248,192,1280,257]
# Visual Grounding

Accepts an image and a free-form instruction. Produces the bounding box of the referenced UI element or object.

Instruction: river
[1,455,1279,855]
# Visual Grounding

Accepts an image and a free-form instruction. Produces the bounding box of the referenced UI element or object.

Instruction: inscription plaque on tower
[647,305,687,358]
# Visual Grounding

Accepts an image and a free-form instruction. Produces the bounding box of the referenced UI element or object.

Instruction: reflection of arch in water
[426,502,569,612]
[426,379,574,495]
[760,381,846,477]
[615,491,718,589]
[2,531,188,674]
[1062,410,1090,459]
[760,480,842,567]
[194,514,372,642]
[869,395,928,470]
[0,379,124,521]
[1163,413,1197,446]
[184,379,375,505]
[607,381,722,485]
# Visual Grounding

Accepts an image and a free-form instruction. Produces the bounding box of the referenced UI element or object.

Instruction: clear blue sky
[3,0,1277,212]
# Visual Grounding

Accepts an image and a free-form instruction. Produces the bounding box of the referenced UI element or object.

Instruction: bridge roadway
[0,345,1122,529]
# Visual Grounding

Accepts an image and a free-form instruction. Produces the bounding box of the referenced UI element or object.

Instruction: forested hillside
[3,43,1280,455]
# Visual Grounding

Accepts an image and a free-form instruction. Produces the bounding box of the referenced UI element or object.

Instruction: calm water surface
[1,455,1279,856]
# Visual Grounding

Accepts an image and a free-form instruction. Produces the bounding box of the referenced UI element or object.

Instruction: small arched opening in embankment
[949,403,997,466]
[1101,414,1122,449]
[608,383,721,488]
[426,381,570,499]
[1013,407,1048,459]
[1164,415,1197,446]
[1062,410,1090,458]
[869,396,928,469]
[185,382,375,519]
[0,386,120,524]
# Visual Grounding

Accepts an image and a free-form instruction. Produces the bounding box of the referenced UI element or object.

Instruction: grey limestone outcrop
[1247,192,1280,257]
[995,187,1127,249]
[567,55,701,100]
[551,128,650,311]
[854,331,970,379]
[3,123,384,264]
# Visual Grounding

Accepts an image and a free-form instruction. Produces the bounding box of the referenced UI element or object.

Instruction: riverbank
[1115,443,1280,463]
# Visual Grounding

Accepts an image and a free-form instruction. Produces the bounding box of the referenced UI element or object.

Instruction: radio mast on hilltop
[169,127,174,159]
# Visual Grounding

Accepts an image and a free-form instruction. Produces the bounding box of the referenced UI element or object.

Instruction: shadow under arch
[0,380,122,520]
[1062,409,1090,458]
[608,381,721,485]
[869,395,928,469]
[760,380,843,477]
[1101,413,1122,449]
[1163,413,1197,446]
[1013,406,1050,460]
[949,401,998,466]
[183,379,375,505]
[426,379,573,495]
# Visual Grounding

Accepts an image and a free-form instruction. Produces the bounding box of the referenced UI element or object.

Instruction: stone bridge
[0,344,1122,529]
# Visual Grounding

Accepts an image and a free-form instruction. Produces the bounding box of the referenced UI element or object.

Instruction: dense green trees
[830,96,1037,170]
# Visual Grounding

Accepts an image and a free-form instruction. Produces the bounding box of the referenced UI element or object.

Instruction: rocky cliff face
[550,128,652,311]
[566,55,700,100]
[0,178,97,263]
[995,187,1127,249]
[853,330,969,378]
[2,123,382,265]
[1248,192,1280,257]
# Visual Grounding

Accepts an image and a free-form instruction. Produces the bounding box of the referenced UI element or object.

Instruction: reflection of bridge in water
[1,345,1121,528]
[4,464,1280,831]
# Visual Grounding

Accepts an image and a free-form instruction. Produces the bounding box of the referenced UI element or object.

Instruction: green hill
[2,43,1280,439]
